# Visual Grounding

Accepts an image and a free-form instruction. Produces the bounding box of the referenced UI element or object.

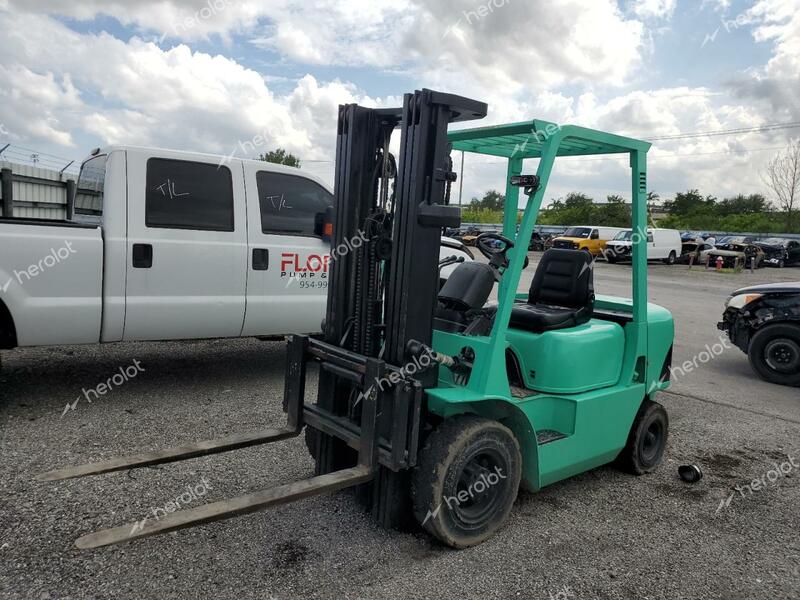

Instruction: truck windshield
[75,155,107,217]
[563,227,591,238]
[614,231,634,241]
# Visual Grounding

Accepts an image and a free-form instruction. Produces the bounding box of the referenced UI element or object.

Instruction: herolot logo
[280,253,330,279]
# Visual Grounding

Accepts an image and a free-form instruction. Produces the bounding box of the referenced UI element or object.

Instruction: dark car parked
[719,282,800,387]
[527,231,545,251]
[755,238,800,268]
[707,242,764,269]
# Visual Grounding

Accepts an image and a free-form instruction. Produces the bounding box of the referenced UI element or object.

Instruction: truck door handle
[132,244,153,268]
[252,248,269,271]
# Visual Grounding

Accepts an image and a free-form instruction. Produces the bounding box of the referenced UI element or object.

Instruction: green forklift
[39,90,674,550]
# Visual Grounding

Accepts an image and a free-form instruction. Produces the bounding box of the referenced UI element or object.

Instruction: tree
[259,148,301,168]
[663,189,715,216]
[461,207,503,223]
[470,189,505,212]
[762,140,800,230]
[717,194,769,217]
[594,194,631,227]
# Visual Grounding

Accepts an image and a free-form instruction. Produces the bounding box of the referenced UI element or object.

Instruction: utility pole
[458,150,465,206]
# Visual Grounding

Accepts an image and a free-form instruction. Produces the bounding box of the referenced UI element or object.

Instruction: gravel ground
[1,258,798,600]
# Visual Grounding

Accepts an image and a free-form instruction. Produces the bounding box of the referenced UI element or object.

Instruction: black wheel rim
[641,419,664,464]
[764,338,800,374]
[449,449,507,530]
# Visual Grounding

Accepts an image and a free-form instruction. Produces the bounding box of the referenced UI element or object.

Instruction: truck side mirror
[590,231,599,240]
[314,206,334,242]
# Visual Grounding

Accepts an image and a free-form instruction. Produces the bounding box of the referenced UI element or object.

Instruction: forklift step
[74,465,374,549]
[536,430,567,445]
[509,385,538,399]
[36,427,298,482]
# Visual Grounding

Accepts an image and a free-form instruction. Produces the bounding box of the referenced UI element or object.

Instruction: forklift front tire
[617,399,669,475]
[304,424,319,461]
[411,416,522,548]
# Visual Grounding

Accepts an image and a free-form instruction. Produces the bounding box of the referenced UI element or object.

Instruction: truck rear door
[241,163,331,336]
[123,153,247,341]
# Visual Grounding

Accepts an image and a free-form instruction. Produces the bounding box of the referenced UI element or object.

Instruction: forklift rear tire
[617,399,668,475]
[411,416,522,548]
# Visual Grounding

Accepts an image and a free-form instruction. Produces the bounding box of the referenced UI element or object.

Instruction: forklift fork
[37,336,384,549]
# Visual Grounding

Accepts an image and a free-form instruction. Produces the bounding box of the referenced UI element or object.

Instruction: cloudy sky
[0,0,798,205]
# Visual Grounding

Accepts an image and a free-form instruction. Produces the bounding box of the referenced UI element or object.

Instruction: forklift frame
[38,105,674,549]
[426,120,673,491]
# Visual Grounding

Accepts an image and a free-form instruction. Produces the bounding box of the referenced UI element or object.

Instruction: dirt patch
[271,540,311,571]
[700,453,743,480]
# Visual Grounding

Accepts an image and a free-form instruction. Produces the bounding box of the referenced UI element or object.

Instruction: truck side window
[145,158,234,231]
[75,155,108,217]
[647,233,654,243]
[256,171,333,237]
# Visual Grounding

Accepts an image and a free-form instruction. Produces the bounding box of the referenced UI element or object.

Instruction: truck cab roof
[83,145,332,192]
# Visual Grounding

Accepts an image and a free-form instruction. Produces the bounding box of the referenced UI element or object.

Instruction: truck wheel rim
[765,338,800,373]
[451,449,506,529]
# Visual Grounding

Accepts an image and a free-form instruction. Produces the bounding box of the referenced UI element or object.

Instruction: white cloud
[631,0,678,20]
[0,1,797,206]
[0,10,380,167]
[457,85,784,204]
[727,0,800,122]
[0,0,261,42]
[4,0,648,94]
[0,65,81,147]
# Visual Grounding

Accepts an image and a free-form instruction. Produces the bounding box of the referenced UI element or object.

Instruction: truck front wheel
[411,416,521,548]
[748,324,800,387]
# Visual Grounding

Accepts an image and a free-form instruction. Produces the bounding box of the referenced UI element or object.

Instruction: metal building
[0,161,78,220]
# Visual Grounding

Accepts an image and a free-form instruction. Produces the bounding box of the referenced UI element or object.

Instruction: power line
[465,144,789,166]
[4,120,796,172]
[0,142,79,164]
[0,144,80,172]
[293,121,800,165]
[645,121,800,142]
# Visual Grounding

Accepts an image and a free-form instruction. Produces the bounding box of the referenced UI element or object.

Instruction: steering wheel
[476,232,514,260]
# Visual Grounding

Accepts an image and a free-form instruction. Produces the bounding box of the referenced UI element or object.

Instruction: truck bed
[0,220,104,346]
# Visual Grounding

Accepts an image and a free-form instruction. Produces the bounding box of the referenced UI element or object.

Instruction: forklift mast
[312,90,487,523]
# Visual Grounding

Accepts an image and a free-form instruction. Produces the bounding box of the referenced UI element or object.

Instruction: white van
[605,228,682,265]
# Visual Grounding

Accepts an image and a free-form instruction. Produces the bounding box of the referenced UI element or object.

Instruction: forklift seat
[505,248,595,333]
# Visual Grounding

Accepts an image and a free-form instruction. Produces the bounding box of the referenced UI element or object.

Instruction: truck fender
[0,297,17,349]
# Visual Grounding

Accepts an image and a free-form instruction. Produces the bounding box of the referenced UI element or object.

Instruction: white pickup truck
[0,146,472,358]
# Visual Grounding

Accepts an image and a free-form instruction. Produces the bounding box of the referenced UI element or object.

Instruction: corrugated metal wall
[0,161,74,219]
